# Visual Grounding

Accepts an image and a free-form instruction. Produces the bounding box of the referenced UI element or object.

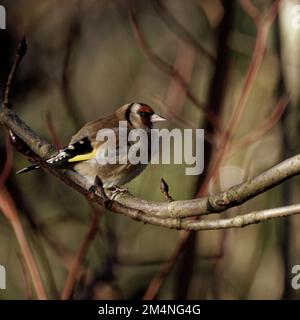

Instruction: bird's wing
[17,114,131,173]
[69,115,119,144]
[46,136,95,166]
[16,135,96,174]
[48,115,124,166]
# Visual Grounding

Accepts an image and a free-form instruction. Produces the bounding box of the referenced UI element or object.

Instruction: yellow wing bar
[68,149,97,163]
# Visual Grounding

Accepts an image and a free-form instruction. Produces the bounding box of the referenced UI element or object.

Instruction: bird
[17,102,166,190]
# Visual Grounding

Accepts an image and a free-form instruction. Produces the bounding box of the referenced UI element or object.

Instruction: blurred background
[0,0,300,299]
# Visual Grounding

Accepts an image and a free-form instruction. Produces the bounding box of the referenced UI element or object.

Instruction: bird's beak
[151,114,166,123]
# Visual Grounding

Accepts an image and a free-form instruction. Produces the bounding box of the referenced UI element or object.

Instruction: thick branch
[111,153,300,218]
[1,105,300,228]
[1,34,300,231]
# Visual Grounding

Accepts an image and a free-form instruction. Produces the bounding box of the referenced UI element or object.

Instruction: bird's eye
[138,111,149,117]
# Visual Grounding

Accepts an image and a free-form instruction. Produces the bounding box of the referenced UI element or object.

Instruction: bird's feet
[107,186,129,200]
[88,179,128,204]
[88,176,108,201]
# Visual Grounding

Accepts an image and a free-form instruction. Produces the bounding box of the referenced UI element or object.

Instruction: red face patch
[137,104,154,127]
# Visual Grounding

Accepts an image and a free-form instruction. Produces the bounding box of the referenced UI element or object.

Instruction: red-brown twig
[61,8,83,128]
[143,0,281,299]
[0,37,47,299]
[195,3,281,297]
[143,231,190,300]
[0,188,47,299]
[61,205,103,300]
[226,0,281,134]
[239,0,261,27]
[198,0,281,196]
[0,131,13,190]
[151,0,216,63]
[201,0,282,299]
[164,41,198,123]
[225,25,267,134]
[17,253,33,299]
[142,25,209,300]
[45,112,62,149]
[232,95,289,150]
[129,6,220,130]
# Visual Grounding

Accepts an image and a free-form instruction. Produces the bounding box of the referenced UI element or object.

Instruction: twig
[2,96,300,222]
[274,9,293,299]
[17,253,33,299]
[0,37,47,299]
[61,9,83,128]
[155,99,215,143]
[160,178,174,202]
[197,0,281,196]
[159,40,216,142]
[3,37,27,109]
[232,95,289,150]
[45,111,62,149]
[143,0,281,298]
[1,31,299,226]
[0,131,13,190]
[61,205,103,299]
[180,204,300,230]
[226,0,281,136]
[121,203,300,231]
[239,0,261,27]
[211,224,229,299]
[2,98,300,225]
[143,231,190,300]
[151,0,215,63]
[128,6,220,130]
[165,40,197,117]
[0,188,47,299]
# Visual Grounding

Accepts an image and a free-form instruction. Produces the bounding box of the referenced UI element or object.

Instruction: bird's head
[120,102,166,130]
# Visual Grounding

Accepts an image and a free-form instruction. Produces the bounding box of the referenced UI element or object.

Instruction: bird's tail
[16,165,41,174]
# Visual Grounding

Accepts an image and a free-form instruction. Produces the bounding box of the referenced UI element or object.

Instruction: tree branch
[61,205,103,300]
[1,101,300,229]
[128,5,220,130]
[151,0,216,63]
[0,188,47,299]
[1,36,300,232]
[3,37,27,109]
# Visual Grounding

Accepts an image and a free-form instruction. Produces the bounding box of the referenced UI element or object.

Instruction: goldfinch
[17,103,166,188]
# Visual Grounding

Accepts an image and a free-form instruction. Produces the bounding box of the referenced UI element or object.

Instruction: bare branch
[151,0,215,63]
[61,10,83,128]
[233,95,289,150]
[197,0,281,196]
[3,37,27,109]
[2,104,300,226]
[0,131,13,190]
[143,231,190,300]
[61,205,103,300]
[239,0,261,27]
[1,29,300,235]
[180,204,300,230]
[45,111,62,149]
[128,6,220,130]
[0,188,47,299]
